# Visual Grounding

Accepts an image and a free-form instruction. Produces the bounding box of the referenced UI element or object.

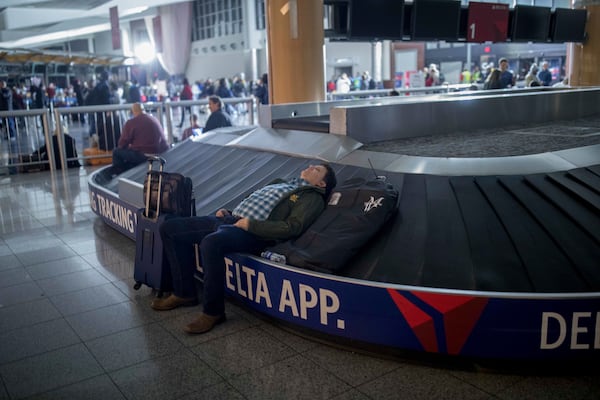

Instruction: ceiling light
[134,42,156,64]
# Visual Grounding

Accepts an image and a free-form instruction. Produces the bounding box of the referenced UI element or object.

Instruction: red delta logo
[387,289,488,355]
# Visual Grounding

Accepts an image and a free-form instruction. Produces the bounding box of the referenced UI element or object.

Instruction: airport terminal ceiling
[0,0,187,49]
[0,0,588,86]
[1,1,582,53]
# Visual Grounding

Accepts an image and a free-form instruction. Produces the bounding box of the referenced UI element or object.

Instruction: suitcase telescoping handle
[145,155,167,219]
[147,155,166,168]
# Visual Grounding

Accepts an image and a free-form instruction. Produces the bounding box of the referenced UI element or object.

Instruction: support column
[570,2,600,86]
[265,0,324,104]
[372,41,382,84]
[382,40,392,81]
[243,0,260,82]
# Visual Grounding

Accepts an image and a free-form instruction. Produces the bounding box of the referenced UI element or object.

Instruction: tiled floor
[0,167,599,400]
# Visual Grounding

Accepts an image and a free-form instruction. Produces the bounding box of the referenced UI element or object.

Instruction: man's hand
[234,217,249,231]
[216,209,230,217]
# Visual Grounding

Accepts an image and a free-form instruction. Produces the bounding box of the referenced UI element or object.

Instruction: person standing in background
[498,58,515,89]
[85,70,111,137]
[128,80,142,103]
[178,78,194,128]
[0,80,16,139]
[335,73,351,93]
[525,64,541,87]
[537,61,552,86]
[253,73,269,105]
[72,79,86,123]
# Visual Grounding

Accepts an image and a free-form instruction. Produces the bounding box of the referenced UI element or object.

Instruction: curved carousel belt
[88,129,600,361]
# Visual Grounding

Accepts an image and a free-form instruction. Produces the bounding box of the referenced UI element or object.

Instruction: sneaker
[184,313,226,334]
[151,294,198,311]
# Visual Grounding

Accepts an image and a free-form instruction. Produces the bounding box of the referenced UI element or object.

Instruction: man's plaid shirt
[232,178,308,221]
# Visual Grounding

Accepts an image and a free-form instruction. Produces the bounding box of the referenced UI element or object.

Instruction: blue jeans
[159,215,272,316]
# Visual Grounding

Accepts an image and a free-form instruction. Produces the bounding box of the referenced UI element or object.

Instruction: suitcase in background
[133,156,195,296]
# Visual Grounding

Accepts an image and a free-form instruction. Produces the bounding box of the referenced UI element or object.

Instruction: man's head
[301,164,337,199]
[541,61,549,70]
[208,95,223,113]
[499,58,509,71]
[131,102,144,116]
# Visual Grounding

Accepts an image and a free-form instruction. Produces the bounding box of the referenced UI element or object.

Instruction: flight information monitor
[349,0,404,40]
[411,0,461,41]
[467,2,509,43]
[551,8,587,42]
[511,5,551,42]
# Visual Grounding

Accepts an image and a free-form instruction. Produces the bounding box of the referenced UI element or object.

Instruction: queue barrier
[1,97,258,174]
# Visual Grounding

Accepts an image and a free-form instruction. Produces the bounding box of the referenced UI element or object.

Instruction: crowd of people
[0,69,268,144]
[327,59,565,95]
[1,70,269,117]
[0,67,267,175]
[474,59,563,89]
[329,71,377,93]
[3,59,564,120]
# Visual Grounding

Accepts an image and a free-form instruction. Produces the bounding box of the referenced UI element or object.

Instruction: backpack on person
[267,177,399,274]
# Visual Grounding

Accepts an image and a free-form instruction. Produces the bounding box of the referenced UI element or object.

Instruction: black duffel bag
[269,177,399,274]
[142,156,195,219]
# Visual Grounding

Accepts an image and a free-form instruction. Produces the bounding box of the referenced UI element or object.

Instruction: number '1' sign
[467,2,509,43]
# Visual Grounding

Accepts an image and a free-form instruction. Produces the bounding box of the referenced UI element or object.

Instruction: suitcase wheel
[133,281,142,290]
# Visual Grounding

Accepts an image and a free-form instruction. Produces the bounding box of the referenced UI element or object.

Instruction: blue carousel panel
[226,254,600,360]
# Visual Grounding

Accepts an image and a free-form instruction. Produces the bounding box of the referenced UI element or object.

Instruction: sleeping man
[151,164,337,334]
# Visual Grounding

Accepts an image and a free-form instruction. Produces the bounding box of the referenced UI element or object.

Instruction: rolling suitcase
[133,156,195,296]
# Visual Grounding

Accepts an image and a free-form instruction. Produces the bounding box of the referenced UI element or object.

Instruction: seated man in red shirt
[111,102,169,174]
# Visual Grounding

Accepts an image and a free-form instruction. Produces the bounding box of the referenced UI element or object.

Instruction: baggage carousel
[88,126,600,362]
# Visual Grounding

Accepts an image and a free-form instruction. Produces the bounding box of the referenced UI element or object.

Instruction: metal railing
[162,97,256,143]
[0,108,53,173]
[326,83,476,100]
[0,97,258,174]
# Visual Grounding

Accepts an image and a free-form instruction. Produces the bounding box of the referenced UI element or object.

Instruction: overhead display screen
[411,0,462,41]
[467,2,509,43]
[350,0,404,40]
[551,8,587,42]
[511,5,551,42]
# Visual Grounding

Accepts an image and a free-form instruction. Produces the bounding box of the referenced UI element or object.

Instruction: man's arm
[245,191,325,240]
